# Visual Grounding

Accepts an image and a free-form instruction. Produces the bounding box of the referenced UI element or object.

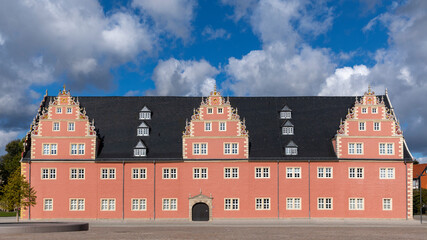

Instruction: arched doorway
[192,203,209,221]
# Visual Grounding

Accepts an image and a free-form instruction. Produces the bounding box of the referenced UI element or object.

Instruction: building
[413,164,427,189]
[21,86,414,220]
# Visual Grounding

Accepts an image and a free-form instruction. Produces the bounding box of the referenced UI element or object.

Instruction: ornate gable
[182,85,249,159]
[333,87,404,159]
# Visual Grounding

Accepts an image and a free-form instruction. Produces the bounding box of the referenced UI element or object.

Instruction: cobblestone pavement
[2,218,427,240]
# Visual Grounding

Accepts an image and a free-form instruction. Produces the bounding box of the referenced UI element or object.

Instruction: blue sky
[0,0,426,162]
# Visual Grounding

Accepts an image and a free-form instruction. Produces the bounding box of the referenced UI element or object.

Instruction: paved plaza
[1,218,426,240]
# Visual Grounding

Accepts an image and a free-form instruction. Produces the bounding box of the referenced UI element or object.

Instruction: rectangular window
[383,198,392,210]
[78,144,85,155]
[70,168,85,179]
[286,167,301,178]
[134,148,146,157]
[374,122,380,131]
[51,144,57,155]
[207,108,213,114]
[282,127,294,135]
[193,144,200,155]
[232,143,238,154]
[255,167,269,178]
[356,143,363,154]
[318,198,333,210]
[43,144,50,155]
[318,167,332,178]
[70,199,85,211]
[132,168,147,179]
[41,168,56,179]
[285,147,298,155]
[372,107,377,114]
[224,168,239,179]
[139,112,151,120]
[348,143,355,154]
[219,122,226,131]
[349,198,364,210]
[359,122,365,131]
[163,168,177,179]
[100,168,115,179]
[224,198,239,210]
[71,144,77,155]
[349,167,364,179]
[67,107,72,114]
[193,168,208,179]
[387,143,393,155]
[193,143,207,155]
[68,122,75,131]
[137,128,149,136]
[379,143,385,155]
[361,108,367,114]
[224,143,230,154]
[101,199,115,211]
[217,108,223,114]
[43,144,58,155]
[286,198,302,210]
[255,198,270,210]
[380,168,395,179]
[44,199,53,211]
[280,112,291,119]
[53,122,60,131]
[132,199,147,211]
[205,122,211,131]
[162,198,177,211]
[56,107,62,114]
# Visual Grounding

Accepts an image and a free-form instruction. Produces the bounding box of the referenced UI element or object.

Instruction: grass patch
[0,211,16,217]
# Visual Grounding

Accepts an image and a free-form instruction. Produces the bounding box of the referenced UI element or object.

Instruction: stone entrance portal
[189,193,213,221]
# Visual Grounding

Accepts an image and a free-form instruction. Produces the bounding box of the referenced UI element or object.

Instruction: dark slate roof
[23,95,413,161]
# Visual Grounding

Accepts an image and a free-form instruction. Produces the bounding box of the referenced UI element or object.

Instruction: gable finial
[368,85,371,94]
[214,83,217,93]
[385,88,388,95]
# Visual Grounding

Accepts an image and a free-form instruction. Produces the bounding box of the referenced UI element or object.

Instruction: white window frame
[193,143,207,155]
[139,112,151,120]
[219,122,226,131]
[137,128,149,136]
[207,108,213,114]
[349,198,364,210]
[374,122,380,131]
[379,167,395,179]
[53,122,60,131]
[70,168,85,179]
[68,122,75,131]
[361,108,367,114]
[70,198,85,211]
[66,107,72,114]
[224,167,239,179]
[372,107,377,114]
[282,127,294,135]
[255,167,270,179]
[43,198,53,211]
[132,168,147,179]
[286,167,301,179]
[349,167,364,179]
[134,148,146,157]
[100,168,116,179]
[193,168,208,179]
[41,168,56,179]
[217,108,223,114]
[285,147,298,155]
[255,198,270,210]
[224,198,239,210]
[162,198,177,211]
[359,122,365,131]
[162,168,177,179]
[100,199,116,211]
[382,198,392,210]
[56,107,62,114]
[317,198,333,210]
[317,167,333,178]
[286,197,302,210]
[205,122,212,131]
[280,111,291,119]
[131,198,147,211]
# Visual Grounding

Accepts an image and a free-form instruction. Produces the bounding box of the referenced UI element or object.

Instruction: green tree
[0,139,24,187]
[0,169,37,222]
[413,189,427,215]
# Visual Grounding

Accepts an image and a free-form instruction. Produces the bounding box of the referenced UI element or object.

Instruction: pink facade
[21,87,413,220]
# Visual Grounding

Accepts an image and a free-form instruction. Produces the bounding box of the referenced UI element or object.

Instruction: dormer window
[137,122,149,136]
[285,140,298,155]
[139,106,151,120]
[134,140,147,157]
[280,105,292,119]
[282,121,294,135]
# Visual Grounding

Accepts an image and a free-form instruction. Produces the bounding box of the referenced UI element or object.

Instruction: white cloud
[132,0,196,40]
[124,90,141,96]
[202,26,231,40]
[148,58,219,96]
[0,32,5,46]
[225,0,335,96]
[318,65,372,96]
[221,0,258,21]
